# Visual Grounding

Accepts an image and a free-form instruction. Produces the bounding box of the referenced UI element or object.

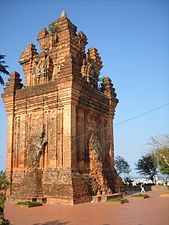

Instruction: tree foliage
[0,171,9,224]
[0,171,9,191]
[159,160,169,175]
[135,154,158,181]
[115,155,131,177]
[48,22,60,36]
[0,54,9,85]
[148,135,169,175]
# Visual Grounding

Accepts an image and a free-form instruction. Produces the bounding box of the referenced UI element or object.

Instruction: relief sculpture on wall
[88,133,110,195]
[12,125,47,198]
[27,125,47,168]
[33,55,53,84]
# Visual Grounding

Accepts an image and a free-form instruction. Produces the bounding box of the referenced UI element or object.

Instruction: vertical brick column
[2,72,23,193]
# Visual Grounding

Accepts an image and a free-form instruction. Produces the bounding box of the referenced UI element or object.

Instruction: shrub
[106,197,129,204]
[48,22,59,35]
[0,219,10,225]
[130,194,149,198]
[16,201,42,207]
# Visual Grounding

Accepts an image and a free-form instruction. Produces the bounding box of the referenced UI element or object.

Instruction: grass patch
[106,197,129,204]
[0,196,4,208]
[130,194,149,199]
[16,201,42,207]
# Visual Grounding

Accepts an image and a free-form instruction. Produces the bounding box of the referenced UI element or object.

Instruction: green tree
[135,154,158,181]
[48,22,59,36]
[115,155,131,177]
[0,171,9,191]
[159,160,169,175]
[0,55,9,85]
[148,135,169,175]
[0,171,9,225]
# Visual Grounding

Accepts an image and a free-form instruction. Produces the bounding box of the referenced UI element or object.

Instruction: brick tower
[2,11,122,204]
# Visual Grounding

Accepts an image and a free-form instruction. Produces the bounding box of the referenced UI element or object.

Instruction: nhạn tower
[2,11,122,204]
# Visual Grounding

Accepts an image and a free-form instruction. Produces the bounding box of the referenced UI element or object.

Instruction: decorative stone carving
[33,55,53,84]
[81,53,97,88]
[88,133,110,195]
[100,77,117,99]
[34,59,47,77]
[77,31,88,53]
[81,48,103,89]
[27,125,47,168]
[37,28,49,41]
[33,125,47,167]
[89,133,103,168]
[3,72,23,94]
[12,125,47,198]
[19,44,38,64]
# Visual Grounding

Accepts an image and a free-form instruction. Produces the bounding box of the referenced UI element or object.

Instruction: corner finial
[60,10,67,18]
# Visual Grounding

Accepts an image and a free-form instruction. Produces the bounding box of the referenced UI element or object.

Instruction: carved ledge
[100,77,118,100]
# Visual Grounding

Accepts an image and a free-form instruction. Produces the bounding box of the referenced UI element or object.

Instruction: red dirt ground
[4,190,169,225]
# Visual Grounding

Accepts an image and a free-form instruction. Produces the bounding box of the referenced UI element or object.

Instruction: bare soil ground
[4,190,169,225]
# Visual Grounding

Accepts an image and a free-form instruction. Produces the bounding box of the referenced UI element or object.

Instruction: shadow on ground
[33,220,70,225]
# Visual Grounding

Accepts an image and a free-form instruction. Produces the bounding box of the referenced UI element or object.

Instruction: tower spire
[60,10,67,18]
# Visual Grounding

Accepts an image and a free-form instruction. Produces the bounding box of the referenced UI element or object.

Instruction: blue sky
[0,0,169,177]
